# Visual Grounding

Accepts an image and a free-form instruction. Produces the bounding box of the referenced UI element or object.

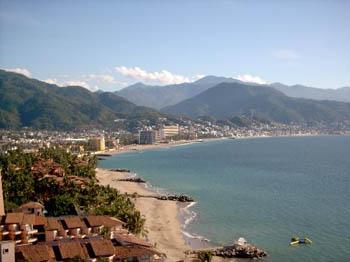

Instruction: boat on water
[290,236,312,245]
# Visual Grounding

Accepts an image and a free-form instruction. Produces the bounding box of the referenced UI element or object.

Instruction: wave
[182,230,210,242]
[182,202,198,227]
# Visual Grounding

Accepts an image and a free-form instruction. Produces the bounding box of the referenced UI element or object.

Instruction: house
[20,202,45,216]
[5,213,24,244]
[60,217,84,238]
[20,214,38,244]
[44,218,63,241]
[83,215,125,236]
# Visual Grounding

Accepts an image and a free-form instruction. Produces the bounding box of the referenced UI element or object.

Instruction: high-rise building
[88,136,106,151]
[161,125,180,138]
[139,131,157,144]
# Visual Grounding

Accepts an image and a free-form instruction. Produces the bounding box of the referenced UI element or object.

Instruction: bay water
[99,136,350,262]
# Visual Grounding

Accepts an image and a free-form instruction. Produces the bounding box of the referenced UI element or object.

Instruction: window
[3,248,9,254]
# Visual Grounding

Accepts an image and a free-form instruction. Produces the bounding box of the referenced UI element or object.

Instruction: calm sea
[99,136,350,262]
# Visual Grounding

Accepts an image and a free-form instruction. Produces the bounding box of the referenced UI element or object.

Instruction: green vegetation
[0,69,164,130]
[198,250,213,262]
[0,148,145,234]
[163,82,350,125]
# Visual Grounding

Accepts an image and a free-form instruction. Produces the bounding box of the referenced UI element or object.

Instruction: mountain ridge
[0,70,164,129]
[162,82,350,124]
[118,76,350,109]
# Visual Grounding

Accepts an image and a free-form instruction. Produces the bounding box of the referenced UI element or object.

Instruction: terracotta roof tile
[17,244,55,262]
[58,240,88,260]
[113,233,152,247]
[34,215,47,226]
[62,217,84,229]
[89,239,115,257]
[114,246,162,258]
[23,214,36,225]
[46,218,61,230]
[5,212,24,224]
[20,201,44,209]
[85,215,124,228]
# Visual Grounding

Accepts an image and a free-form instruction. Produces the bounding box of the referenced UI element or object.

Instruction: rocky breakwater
[189,238,267,260]
[214,238,267,259]
[156,194,194,202]
[118,177,146,183]
[110,168,131,172]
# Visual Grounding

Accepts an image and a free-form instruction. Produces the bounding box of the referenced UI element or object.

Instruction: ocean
[99,136,350,262]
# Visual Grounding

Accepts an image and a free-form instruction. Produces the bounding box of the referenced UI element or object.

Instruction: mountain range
[117,76,240,109]
[1,70,350,130]
[0,70,163,129]
[117,76,350,109]
[163,82,350,124]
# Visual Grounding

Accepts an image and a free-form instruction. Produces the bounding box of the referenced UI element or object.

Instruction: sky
[0,0,349,91]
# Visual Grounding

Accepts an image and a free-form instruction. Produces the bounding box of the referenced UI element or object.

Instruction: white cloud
[3,67,32,77]
[65,80,91,89]
[44,78,59,85]
[115,66,195,85]
[86,74,116,83]
[234,74,267,85]
[191,74,206,81]
[44,73,126,92]
[44,78,93,91]
[273,49,300,61]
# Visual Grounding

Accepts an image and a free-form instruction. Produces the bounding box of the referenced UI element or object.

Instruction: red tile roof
[85,215,124,228]
[89,239,115,257]
[17,244,55,262]
[113,233,152,247]
[5,212,24,224]
[62,217,84,229]
[58,240,88,260]
[114,246,161,258]
[34,215,47,226]
[46,218,61,230]
[22,214,36,225]
[20,201,44,209]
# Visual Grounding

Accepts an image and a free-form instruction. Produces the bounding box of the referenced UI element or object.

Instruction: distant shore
[99,137,228,157]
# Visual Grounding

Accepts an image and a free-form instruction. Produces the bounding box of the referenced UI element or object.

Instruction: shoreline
[98,137,227,156]
[97,134,345,157]
[95,168,193,261]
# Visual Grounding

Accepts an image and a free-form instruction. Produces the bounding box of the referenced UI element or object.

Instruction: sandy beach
[96,167,191,261]
[99,138,227,156]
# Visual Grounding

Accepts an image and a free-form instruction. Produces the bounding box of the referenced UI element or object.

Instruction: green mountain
[117,76,239,109]
[118,76,350,110]
[163,82,350,124]
[0,70,163,129]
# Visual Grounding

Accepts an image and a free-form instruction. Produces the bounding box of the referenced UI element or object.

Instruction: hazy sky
[0,0,349,91]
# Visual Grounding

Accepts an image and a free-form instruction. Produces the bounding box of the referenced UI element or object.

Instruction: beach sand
[96,168,191,261]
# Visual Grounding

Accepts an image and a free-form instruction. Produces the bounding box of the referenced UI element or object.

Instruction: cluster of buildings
[0,175,164,262]
[139,125,180,144]
[1,120,350,153]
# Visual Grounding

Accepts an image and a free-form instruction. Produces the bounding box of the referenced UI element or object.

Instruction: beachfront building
[139,130,157,144]
[88,136,106,151]
[161,124,180,138]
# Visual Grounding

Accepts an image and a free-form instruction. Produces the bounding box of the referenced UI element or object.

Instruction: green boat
[290,236,312,245]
